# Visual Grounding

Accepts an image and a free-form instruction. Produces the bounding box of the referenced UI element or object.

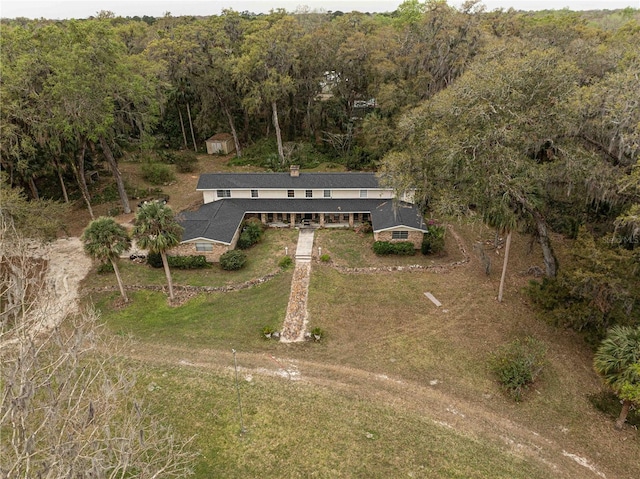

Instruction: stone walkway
[280,228,314,342]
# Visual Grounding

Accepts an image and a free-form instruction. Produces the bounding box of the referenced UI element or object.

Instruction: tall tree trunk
[73,140,94,220]
[53,157,69,203]
[243,109,250,143]
[27,176,39,200]
[498,230,512,303]
[306,97,313,138]
[223,104,242,157]
[535,215,557,277]
[110,258,128,302]
[160,250,175,301]
[272,101,285,165]
[186,102,197,152]
[99,136,131,214]
[178,106,188,149]
[616,399,632,429]
[511,189,558,278]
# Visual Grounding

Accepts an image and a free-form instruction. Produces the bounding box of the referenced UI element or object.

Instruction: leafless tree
[1,216,196,478]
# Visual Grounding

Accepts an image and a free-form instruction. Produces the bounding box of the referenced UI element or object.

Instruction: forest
[1,1,639,340]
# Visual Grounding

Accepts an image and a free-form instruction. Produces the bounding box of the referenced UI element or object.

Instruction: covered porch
[245,211,372,229]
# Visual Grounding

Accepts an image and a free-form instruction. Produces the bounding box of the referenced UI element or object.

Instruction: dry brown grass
[72,158,639,478]
[65,151,258,236]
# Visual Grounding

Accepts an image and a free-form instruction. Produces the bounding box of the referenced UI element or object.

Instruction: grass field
[87,219,640,479]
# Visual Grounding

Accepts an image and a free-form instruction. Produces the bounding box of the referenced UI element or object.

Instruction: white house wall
[203,191,216,204]
[202,188,397,203]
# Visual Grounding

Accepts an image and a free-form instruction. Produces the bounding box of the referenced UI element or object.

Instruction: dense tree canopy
[1,3,639,337]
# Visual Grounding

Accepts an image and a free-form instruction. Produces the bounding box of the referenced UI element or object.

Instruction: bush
[393,242,416,255]
[355,222,372,235]
[373,241,416,256]
[311,327,325,341]
[262,325,275,339]
[147,252,163,268]
[237,219,265,249]
[278,255,293,269]
[141,162,175,185]
[489,337,547,401]
[145,253,209,269]
[220,250,247,271]
[373,241,394,255]
[320,254,331,262]
[97,262,114,274]
[168,255,210,269]
[422,224,446,255]
[174,152,198,173]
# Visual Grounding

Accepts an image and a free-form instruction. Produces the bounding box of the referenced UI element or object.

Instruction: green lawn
[97,271,292,351]
[86,228,299,290]
[89,225,640,479]
[139,364,550,479]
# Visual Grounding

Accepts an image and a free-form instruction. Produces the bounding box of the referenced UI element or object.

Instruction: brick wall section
[170,220,242,263]
[374,230,423,249]
[169,242,229,262]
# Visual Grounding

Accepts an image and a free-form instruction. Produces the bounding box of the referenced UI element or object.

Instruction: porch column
[320,213,325,227]
[261,213,267,224]
[349,213,354,228]
[290,213,295,228]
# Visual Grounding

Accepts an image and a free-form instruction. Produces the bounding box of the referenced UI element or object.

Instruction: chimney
[289,165,300,178]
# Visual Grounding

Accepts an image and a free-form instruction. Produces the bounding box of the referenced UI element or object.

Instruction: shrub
[174,152,198,173]
[237,231,253,250]
[147,251,163,268]
[145,253,209,269]
[311,327,325,341]
[278,255,293,269]
[262,325,275,339]
[320,254,331,262]
[97,262,114,274]
[393,242,416,255]
[220,250,247,271]
[373,241,415,256]
[355,222,372,235]
[489,337,547,401]
[373,241,394,255]
[422,224,446,255]
[141,162,175,185]
[237,219,264,249]
[229,138,277,167]
[168,255,210,269]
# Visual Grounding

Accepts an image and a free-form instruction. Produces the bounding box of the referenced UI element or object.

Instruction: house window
[251,189,258,198]
[217,189,231,198]
[195,242,213,252]
[360,190,368,198]
[305,190,313,198]
[392,231,409,240]
[288,190,295,198]
[324,189,331,198]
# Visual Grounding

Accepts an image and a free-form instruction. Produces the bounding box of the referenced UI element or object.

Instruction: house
[172,166,428,262]
[205,133,235,155]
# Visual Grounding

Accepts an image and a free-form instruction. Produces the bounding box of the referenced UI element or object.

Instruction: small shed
[206,133,235,155]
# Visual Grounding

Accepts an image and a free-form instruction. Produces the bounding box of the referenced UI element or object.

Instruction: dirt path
[24,237,92,337]
[119,342,613,479]
[38,230,629,479]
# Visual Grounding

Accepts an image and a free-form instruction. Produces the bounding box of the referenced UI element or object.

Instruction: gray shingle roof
[179,198,427,244]
[196,172,382,190]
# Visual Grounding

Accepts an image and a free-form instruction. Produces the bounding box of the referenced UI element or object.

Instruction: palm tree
[82,217,131,302]
[482,195,518,303]
[132,202,183,301]
[593,325,640,429]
